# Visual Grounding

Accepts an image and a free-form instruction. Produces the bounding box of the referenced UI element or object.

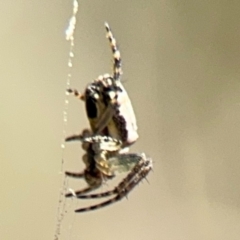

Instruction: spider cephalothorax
[65,23,152,213]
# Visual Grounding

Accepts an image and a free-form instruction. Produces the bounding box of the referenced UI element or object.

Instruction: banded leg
[65,128,93,143]
[74,156,152,212]
[93,103,116,134]
[76,154,150,199]
[65,185,102,198]
[105,22,122,81]
[65,170,103,198]
[65,171,95,197]
[65,171,84,178]
[75,172,150,213]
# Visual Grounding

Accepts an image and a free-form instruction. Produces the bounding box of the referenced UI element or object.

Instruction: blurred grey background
[1,0,240,239]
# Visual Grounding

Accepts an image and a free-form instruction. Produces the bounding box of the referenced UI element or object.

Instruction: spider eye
[86,97,97,119]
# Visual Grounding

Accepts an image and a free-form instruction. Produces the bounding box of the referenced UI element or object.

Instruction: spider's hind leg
[74,154,153,213]
[77,153,152,200]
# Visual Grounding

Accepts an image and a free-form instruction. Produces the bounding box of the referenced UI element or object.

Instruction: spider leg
[94,104,115,134]
[75,169,139,199]
[75,174,148,213]
[76,154,151,199]
[105,23,122,81]
[65,134,83,142]
[65,129,93,142]
[65,171,99,197]
[66,88,84,100]
[74,157,152,213]
[65,171,84,178]
[65,185,100,198]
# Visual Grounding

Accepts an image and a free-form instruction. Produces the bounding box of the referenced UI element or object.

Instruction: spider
[65,23,152,212]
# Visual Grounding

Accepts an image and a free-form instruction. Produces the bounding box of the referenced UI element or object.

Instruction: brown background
[1,0,240,240]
